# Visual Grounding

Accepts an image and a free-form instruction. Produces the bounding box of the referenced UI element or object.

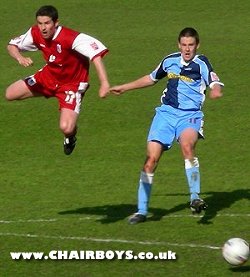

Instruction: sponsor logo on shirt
[168,72,193,82]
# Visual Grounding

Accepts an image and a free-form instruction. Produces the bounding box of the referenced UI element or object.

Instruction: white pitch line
[0,232,221,250]
[0,219,57,224]
[156,213,250,218]
[0,213,249,224]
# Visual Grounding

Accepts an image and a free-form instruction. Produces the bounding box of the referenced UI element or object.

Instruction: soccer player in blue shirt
[110,27,224,224]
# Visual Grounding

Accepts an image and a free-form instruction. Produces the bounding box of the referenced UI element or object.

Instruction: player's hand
[99,83,110,98]
[109,85,126,96]
[17,56,33,67]
[209,85,223,99]
[210,90,223,99]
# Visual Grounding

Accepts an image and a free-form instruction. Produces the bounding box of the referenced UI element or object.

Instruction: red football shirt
[9,25,108,89]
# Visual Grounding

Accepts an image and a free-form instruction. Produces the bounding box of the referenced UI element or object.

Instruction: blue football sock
[185,157,200,201]
[137,171,154,215]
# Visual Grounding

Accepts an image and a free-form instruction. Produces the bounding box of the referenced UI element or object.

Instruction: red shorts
[24,72,89,113]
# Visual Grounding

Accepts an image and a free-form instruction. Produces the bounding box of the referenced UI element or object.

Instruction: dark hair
[178,27,199,44]
[36,5,58,22]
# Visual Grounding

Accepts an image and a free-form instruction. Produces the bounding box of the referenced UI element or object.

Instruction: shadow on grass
[58,189,250,224]
[58,202,189,224]
[229,265,250,273]
[198,189,250,225]
[160,189,250,225]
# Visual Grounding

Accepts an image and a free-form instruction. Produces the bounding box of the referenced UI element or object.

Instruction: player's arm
[7,44,33,67]
[92,55,110,98]
[201,57,224,100]
[7,28,37,67]
[72,33,110,98]
[110,75,155,95]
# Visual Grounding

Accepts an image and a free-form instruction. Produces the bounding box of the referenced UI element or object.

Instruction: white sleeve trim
[149,73,159,83]
[209,81,224,88]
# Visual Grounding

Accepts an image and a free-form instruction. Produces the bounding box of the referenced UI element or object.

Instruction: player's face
[36,16,58,40]
[178,36,199,62]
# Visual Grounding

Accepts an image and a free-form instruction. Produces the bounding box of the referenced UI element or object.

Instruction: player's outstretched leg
[128,171,154,224]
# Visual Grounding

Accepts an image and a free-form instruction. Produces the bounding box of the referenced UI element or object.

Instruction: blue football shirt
[150,52,224,111]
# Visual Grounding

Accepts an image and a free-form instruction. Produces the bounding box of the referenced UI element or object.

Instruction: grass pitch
[0,1,249,276]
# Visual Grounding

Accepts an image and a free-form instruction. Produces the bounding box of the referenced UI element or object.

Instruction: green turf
[0,0,249,276]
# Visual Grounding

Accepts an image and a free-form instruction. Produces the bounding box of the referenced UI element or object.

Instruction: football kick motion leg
[128,171,154,224]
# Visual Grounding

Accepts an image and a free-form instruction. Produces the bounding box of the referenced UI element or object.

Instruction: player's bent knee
[5,87,15,101]
[5,82,32,101]
[60,122,75,136]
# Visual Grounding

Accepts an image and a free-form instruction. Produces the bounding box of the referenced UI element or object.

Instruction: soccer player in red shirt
[6,5,110,155]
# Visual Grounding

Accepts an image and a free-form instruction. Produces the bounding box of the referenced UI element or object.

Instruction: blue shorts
[147,104,204,150]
